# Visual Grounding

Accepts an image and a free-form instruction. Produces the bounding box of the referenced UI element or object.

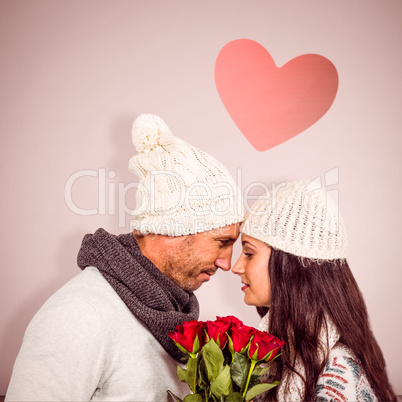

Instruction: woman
[232,180,396,401]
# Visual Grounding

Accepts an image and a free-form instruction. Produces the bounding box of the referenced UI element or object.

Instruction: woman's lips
[241,283,250,291]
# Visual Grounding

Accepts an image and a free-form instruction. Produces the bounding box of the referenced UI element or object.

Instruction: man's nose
[215,257,231,271]
[215,247,234,271]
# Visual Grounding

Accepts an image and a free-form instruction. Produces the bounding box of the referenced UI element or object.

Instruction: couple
[6,115,396,401]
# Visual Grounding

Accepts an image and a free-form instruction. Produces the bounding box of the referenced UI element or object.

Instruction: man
[6,114,243,401]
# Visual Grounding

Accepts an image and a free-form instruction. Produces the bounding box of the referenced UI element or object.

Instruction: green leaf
[202,339,225,383]
[260,350,273,363]
[252,365,269,377]
[245,382,280,402]
[270,352,282,363]
[224,392,243,402]
[183,394,204,402]
[193,335,200,354]
[177,366,188,383]
[186,355,200,393]
[248,364,270,389]
[248,373,262,390]
[240,339,251,355]
[251,345,259,361]
[175,341,191,356]
[197,357,209,391]
[180,355,190,363]
[230,352,250,391]
[167,390,184,402]
[227,334,235,356]
[210,365,233,398]
[177,356,200,393]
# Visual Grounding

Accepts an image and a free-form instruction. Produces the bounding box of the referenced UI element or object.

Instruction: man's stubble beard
[162,248,204,292]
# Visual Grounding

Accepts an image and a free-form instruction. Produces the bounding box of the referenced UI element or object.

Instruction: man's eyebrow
[216,236,237,243]
[242,240,256,248]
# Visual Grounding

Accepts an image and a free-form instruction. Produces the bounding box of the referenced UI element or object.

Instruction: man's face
[160,223,240,291]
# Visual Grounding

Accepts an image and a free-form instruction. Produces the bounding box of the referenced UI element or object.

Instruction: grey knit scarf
[77,228,199,362]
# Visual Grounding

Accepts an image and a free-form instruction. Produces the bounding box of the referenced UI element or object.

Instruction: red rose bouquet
[168,316,284,402]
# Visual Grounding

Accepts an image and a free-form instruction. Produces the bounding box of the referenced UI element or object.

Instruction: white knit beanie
[241,180,347,259]
[128,114,244,236]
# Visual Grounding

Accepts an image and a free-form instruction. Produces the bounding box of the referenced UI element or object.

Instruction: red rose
[248,329,285,362]
[206,320,231,349]
[216,315,244,328]
[169,320,206,354]
[229,324,254,354]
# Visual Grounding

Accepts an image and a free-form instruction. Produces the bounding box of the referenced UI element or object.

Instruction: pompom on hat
[241,180,347,260]
[128,114,244,236]
[132,114,175,153]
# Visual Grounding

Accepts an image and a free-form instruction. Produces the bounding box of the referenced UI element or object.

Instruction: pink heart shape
[215,39,339,151]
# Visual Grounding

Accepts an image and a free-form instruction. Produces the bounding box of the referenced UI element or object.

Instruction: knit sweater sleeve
[315,346,378,402]
[6,294,105,401]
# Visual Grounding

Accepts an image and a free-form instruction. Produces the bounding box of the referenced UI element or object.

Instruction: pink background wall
[1,0,401,395]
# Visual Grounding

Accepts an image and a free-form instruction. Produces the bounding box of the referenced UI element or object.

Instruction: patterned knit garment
[258,313,377,401]
[315,345,377,402]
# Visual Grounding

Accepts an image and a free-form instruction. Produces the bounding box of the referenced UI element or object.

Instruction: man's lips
[199,270,217,281]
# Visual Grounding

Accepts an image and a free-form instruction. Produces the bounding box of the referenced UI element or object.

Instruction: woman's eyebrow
[242,240,256,248]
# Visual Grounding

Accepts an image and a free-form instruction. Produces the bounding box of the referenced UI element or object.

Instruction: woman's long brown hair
[257,248,396,401]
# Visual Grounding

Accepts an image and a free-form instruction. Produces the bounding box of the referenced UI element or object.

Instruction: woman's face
[231,234,271,307]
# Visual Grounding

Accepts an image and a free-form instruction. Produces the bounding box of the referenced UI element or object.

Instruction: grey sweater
[6,266,189,401]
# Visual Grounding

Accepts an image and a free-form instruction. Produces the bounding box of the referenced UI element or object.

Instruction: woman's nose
[231,256,244,275]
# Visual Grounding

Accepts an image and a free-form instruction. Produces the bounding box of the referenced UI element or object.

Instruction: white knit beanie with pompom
[241,180,347,260]
[128,114,244,236]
